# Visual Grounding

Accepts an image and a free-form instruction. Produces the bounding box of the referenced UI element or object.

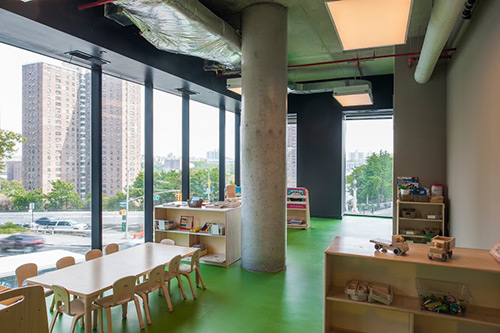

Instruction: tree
[103,191,127,211]
[45,180,82,210]
[10,188,45,211]
[190,167,219,201]
[0,179,24,196]
[0,129,25,172]
[347,151,393,207]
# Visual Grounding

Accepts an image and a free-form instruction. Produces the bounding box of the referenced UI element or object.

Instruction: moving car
[35,217,57,226]
[0,234,45,253]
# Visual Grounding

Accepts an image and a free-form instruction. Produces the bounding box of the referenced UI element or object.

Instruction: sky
[345,119,393,154]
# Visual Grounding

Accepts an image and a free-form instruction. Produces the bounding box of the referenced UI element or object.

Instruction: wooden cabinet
[154,205,241,267]
[397,200,445,244]
[286,187,310,229]
[324,237,500,332]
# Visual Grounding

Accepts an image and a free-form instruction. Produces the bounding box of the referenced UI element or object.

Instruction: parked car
[35,217,57,226]
[52,220,89,231]
[0,234,45,253]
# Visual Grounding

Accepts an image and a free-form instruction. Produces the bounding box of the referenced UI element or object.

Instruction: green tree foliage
[10,188,45,211]
[103,191,127,211]
[0,179,23,195]
[0,129,25,172]
[45,180,83,210]
[190,167,219,201]
[347,151,393,206]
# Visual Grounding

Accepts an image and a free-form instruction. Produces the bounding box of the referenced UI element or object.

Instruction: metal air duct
[414,0,464,84]
[112,0,241,68]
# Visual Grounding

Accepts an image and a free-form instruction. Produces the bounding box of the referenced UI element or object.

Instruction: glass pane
[344,118,393,217]
[287,116,297,187]
[189,101,219,202]
[101,74,144,249]
[0,43,91,287]
[153,90,182,204]
[225,112,235,186]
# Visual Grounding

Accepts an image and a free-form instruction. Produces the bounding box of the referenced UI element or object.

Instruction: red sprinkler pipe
[216,48,456,77]
[78,0,117,10]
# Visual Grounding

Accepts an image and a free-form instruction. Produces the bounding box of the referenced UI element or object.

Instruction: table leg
[83,296,92,333]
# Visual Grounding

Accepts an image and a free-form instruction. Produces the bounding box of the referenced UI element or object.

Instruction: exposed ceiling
[199,0,434,82]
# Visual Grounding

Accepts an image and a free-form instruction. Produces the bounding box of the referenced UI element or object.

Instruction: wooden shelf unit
[397,200,445,243]
[324,237,500,333]
[286,187,310,230]
[154,205,241,267]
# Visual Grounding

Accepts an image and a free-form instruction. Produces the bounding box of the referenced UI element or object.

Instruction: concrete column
[241,3,288,273]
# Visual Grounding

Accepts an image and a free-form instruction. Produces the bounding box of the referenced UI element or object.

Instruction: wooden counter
[324,237,500,332]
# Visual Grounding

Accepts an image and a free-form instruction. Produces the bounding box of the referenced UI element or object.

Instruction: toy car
[370,235,409,256]
[428,236,455,261]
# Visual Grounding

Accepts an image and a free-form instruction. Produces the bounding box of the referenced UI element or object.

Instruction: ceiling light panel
[334,93,373,106]
[326,0,413,51]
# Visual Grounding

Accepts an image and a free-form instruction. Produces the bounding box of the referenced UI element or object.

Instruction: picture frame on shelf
[180,216,194,230]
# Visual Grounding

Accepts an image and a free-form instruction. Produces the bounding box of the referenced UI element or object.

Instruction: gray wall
[393,40,447,233]
[447,0,500,249]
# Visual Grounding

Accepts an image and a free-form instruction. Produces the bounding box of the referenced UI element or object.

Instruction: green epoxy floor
[50,216,391,333]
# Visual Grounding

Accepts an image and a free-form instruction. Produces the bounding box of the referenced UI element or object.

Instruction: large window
[344,116,393,217]
[153,90,182,203]
[102,74,144,248]
[225,111,235,186]
[0,43,91,287]
[189,101,219,201]
[287,114,298,187]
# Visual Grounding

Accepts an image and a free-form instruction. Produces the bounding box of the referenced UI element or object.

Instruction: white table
[27,243,196,333]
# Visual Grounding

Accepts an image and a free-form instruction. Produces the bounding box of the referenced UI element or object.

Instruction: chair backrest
[15,263,38,287]
[52,285,74,315]
[160,239,175,245]
[145,264,166,290]
[105,243,119,255]
[85,249,103,261]
[56,256,75,270]
[0,286,49,333]
[112,276,137,306]
[190,249,201,270]
[166,255,181,279]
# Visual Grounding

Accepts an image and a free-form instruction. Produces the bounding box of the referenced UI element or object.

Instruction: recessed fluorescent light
[227,78,241,95]
[333,84,373,107]
[326,0,413,51]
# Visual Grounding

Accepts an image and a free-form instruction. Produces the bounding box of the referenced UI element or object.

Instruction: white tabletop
[27,243,196,297]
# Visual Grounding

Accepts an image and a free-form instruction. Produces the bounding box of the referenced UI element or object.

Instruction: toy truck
[370,235,409,256]
[428,236,455,261]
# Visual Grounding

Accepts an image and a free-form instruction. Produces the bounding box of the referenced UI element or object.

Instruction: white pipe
[414,0,464,84]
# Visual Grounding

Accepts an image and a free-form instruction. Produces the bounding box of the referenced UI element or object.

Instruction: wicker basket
[399,194,430,202]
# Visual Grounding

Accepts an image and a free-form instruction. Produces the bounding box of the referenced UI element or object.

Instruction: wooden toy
[428,236,455,261]
[345,280,393,305]
[344,280,369,302]
[490,240,500,264]
[180,216,194,230]
[370,235,409,256]
[368,283,393,305]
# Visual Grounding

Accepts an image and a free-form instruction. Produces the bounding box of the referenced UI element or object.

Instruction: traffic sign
[119,202,126,208]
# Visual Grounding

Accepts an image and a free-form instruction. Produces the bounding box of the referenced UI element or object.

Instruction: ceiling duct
[288,79,372,95]
[110,0,242,68]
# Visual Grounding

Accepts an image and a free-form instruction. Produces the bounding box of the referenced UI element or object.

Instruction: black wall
[288,74,394,218]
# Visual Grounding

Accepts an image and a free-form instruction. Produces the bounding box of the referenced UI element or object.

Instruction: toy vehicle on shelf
[370,235,409,256]
[428,236,455,261]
